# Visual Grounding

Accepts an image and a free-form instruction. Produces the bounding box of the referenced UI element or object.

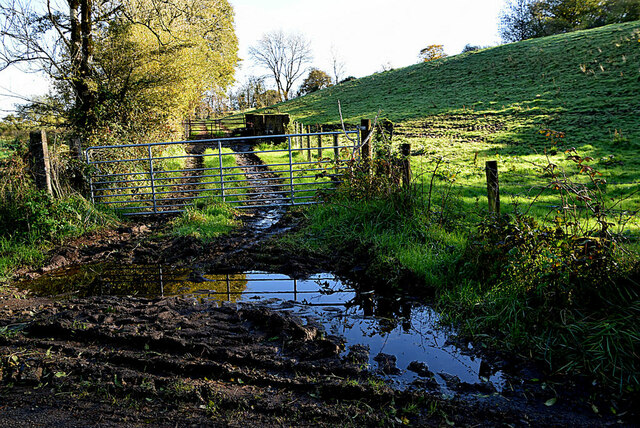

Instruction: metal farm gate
[85,130,361,215]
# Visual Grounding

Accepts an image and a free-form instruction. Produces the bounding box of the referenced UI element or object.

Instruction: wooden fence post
[360,119,372,173]
[331,133,340,184]
[401,143,412,188]
[29,130,53,196]
[486,160,500,214]
[297,122,301,149]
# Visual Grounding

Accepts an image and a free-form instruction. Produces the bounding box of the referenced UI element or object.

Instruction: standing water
[18,263,503,392]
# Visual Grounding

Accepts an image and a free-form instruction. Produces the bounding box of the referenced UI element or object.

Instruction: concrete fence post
[29,130,53,196]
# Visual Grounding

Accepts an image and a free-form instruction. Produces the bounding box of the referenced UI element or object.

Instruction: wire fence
[403,149,640,234]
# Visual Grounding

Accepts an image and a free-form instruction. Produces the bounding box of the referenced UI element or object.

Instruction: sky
[0,0,506,115]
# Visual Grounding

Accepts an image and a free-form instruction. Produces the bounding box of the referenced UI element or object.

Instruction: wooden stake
[401,143,412,188]
[486,160,500,214]
[360,119,372,173]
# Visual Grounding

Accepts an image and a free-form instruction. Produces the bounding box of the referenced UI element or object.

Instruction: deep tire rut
[0,297,407,427]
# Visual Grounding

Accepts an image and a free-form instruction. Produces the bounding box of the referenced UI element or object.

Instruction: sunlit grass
[170,201,239,242]
[253,137,354,203]
[277,21,640,394]
[167,147,243,240]
[268,21,640,234]
[200,147,247,205]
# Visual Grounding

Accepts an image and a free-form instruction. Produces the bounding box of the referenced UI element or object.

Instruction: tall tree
[92,0,238,140]
[499,0,640,42]
[0,0,238,139]
[298,68,332,96]
[0,0,103,129]
[248,30,312,102]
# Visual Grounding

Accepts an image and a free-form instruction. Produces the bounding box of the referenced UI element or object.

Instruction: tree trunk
[70,0,96,133]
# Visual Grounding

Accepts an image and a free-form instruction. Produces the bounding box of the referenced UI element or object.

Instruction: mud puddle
[19,263,503,394]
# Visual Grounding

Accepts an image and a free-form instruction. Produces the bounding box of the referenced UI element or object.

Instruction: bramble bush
[452,146,640,390]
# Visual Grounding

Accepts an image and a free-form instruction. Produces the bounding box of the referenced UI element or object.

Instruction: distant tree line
[500,0,640,42]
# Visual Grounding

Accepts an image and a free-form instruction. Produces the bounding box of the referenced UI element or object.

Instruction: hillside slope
[278,21,640,150]
[272,22,640,402]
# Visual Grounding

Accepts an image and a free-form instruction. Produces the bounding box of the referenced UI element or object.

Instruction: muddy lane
[0,140,625,426]
[2,269,617,427]
[228,140,286,230]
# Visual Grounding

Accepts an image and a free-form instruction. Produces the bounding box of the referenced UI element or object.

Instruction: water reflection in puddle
[19,264,503,391]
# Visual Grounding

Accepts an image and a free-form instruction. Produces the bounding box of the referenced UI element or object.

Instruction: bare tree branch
[249,30,312,102]
[330,45,345,84]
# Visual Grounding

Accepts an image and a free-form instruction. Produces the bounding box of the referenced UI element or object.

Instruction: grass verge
[0,192,117,282]
[0,146,117,282]
[283,158,640,401]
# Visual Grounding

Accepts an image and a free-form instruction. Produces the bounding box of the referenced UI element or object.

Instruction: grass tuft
[170,202,239,242]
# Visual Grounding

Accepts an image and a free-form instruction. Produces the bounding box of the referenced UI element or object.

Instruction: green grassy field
[276,22,640,393]
[278,22,639,134]
[273,21,640,232]
[253,136,355,204]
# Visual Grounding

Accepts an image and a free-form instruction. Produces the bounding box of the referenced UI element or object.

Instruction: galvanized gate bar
[288,136,294,204]
[85,129,360,215]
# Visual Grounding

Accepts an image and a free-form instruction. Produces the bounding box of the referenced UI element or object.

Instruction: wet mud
[0,291,614,427]
[2,218,626,427]
[0,140,629,426]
